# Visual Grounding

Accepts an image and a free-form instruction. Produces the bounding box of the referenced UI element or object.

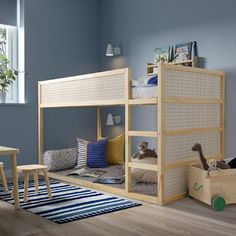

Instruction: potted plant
[0,53,18,103]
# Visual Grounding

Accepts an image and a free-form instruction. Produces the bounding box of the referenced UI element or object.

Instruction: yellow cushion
[98,133,125,165]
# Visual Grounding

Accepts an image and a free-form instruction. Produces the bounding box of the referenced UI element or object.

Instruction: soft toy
[191,143,230,170]
[206,159,220,178]
[132,142,157,160]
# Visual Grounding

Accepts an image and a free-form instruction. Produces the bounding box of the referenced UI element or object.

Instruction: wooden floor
[0,194,236,236]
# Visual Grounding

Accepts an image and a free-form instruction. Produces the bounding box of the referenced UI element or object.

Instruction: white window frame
[0,0,25,104]
[0,24,18,103]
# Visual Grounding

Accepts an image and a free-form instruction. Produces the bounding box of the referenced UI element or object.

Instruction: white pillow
[131,157,157,183]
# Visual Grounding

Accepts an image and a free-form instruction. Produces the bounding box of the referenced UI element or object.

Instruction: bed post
[221,73,225,159]
[38,83,43,164]
[157,63,165,205]
[97,107,102,139]
[125,68,132,192]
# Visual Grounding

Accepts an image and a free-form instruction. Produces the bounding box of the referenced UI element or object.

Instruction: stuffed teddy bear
[132,142,157,160]
[206,159,220,178]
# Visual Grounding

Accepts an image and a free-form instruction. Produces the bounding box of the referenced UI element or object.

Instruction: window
[0,24,18,103]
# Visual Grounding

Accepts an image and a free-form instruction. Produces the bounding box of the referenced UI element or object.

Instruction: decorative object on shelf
[154,46,172,65]
[106,113,121,125]
[147,41,198,75]
[173,41,196,64]
[106,43,121,56]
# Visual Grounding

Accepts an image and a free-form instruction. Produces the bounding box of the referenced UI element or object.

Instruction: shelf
[146,64,158,68]
[128,162,158,171]
[146,56,198,74]
[147,73,158,76]
[128,131,158,137]
[169,59,194,65]
[128,98,158,105]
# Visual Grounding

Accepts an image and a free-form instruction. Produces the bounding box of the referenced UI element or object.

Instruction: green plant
[0,53,18,92]
[0,27,18,93]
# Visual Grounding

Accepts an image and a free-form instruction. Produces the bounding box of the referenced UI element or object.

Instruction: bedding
[131,86,158,99]
[132,75,158,87]
[52,165,157,196]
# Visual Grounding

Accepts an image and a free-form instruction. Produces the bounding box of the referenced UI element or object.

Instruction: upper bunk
[38,64,225,108]
[38,68,130,108]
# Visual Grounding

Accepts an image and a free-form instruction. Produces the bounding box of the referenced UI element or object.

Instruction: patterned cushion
[43,148,77,171]
[87,139,108,168]
[76,138,90,169]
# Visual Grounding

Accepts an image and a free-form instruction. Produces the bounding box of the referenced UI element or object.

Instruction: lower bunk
[43,146,159,204]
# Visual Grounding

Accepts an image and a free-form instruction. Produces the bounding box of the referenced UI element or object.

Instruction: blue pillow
[147,75,158,85]
[87,139,108,168]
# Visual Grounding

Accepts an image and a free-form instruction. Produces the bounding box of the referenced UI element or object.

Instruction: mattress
[131,86,158,99]
[52,165,157,196]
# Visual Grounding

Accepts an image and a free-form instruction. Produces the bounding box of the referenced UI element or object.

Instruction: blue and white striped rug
[0,179,141,224]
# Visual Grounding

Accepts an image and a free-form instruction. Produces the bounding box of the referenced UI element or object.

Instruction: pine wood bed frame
[38,63,225,205]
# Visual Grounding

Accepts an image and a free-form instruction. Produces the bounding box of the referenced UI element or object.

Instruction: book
[173,41,196,62]
[154,47,171,65]
[68,168,106,178]
[93,176,125,184]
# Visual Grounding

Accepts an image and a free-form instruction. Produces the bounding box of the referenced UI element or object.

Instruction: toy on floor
[189,165,236,211]
[206,159,220,178]
[191,143,230,170]
[132,142,157,160]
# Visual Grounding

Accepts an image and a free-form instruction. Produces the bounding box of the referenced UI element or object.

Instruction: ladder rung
[128,98,158,105]
[128,162,158,171]
[128,131,158,137]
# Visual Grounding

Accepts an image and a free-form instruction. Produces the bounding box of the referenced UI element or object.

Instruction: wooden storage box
[189,165,236,210]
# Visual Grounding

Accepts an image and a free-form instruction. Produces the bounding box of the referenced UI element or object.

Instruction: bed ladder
[125,68,160,204]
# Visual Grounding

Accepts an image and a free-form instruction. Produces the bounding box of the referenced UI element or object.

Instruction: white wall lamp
[106,43,121,56]
[106,113,121,126]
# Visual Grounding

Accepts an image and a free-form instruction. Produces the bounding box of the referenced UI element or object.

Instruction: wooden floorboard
[0,195,236,236]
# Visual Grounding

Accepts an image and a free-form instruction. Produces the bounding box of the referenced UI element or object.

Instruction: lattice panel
[164,69,221,99]
[40,74,125,104]
[165,132,221,164]
[165,103,221,130]
[165,167,188,197]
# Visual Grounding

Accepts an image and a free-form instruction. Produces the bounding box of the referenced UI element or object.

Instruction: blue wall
[0,0,100,171]
[99,0,236,158]
[1,0,236,172]
[0,0,16,26]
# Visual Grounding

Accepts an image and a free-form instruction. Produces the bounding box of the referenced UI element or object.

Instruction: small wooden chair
[0,162,8,192]
[16,164,52,203]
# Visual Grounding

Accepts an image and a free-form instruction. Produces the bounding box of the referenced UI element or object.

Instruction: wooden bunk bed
[38,63,225,205]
